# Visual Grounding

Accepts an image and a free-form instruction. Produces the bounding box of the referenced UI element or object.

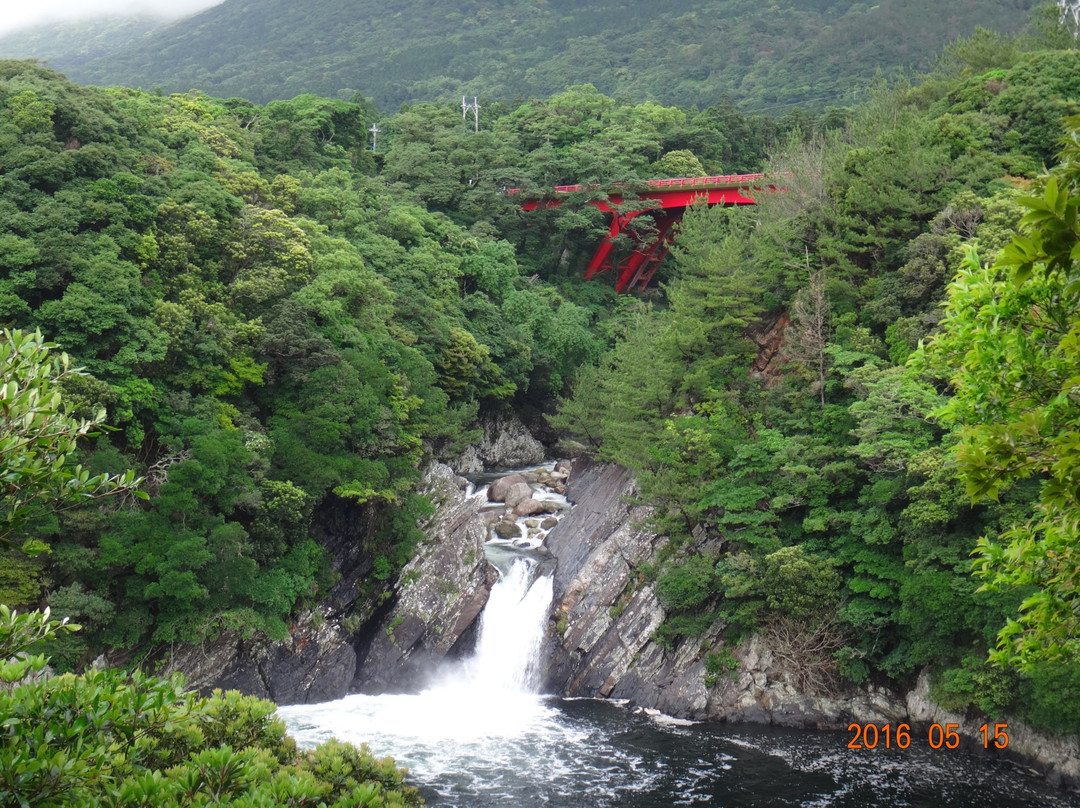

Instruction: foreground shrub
[0,605,423,807]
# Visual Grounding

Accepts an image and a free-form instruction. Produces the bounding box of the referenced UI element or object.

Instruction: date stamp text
[846,722,1010,750]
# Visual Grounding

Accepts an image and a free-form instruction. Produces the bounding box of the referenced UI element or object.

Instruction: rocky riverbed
[352,461,572,693]
[163,445,1080,787]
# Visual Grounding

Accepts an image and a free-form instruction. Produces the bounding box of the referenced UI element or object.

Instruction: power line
[462,95,480,132]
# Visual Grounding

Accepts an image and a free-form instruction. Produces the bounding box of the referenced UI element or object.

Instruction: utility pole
[368,122,380,152]
[462,95,480,133]
[1061,0,1080,36]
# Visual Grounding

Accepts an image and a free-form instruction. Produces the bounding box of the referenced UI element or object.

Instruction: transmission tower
[368,123,380,152]
[462,96,480,132]
[1060,0,1080,35]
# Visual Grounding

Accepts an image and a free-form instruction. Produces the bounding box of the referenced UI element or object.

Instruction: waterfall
[459,555,553,694]
[281,553,556,745]
[404,554,552,742]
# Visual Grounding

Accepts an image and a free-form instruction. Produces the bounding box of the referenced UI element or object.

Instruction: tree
[924,117,1080,667]
[664,204,765,398]
[651,149,707,179]
[0,607,422,808]
[0,325,422,807]
[0,329,143,555]
[783,268,831,405]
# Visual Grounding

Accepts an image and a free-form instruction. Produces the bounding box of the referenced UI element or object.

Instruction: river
[278,549,1076,807]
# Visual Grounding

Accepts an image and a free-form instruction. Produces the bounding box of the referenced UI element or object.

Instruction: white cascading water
[280,553,559,749]
[276,491,1074,806]
[457,556,553,694]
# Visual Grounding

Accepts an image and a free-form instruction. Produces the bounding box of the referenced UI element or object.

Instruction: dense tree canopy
[0,605,423,807]
[925,119,1080,673]
[2,0,1080,745]
[5,0,1035,114]
[552,18,1080,732]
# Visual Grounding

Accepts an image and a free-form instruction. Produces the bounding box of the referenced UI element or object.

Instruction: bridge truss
[518,174,776,292]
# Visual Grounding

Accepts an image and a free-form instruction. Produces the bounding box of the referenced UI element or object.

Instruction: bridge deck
[516,173,777,291]
[545,173,766,195]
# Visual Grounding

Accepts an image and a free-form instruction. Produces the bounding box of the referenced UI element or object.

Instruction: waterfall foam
[277,508,1073,806]
[281,552,556,747]
[458,555,553,694]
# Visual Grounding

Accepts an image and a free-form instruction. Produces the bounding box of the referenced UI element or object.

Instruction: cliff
[163,447,1080,786]
[540,457,1080,786]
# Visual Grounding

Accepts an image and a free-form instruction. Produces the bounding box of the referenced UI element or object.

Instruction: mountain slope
[28,0,1035,111]
[0,16,169,70]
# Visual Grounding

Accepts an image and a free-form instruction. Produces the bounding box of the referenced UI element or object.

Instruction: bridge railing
[643,173,766,190]
[541,173,768,195]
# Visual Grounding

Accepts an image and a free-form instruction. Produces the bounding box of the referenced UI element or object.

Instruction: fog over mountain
[0,0,221,35]
[5,0,1037,113]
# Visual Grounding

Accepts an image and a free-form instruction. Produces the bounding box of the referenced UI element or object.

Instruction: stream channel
[278,476,1076,807]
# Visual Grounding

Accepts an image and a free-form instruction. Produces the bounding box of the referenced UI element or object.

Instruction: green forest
[4,0,1080,802]
[3,0,1036,112]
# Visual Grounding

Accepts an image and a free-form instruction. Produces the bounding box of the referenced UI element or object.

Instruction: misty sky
[0,0,223,36]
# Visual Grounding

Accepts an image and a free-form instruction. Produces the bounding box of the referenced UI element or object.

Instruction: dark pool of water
[280,694,1076,807]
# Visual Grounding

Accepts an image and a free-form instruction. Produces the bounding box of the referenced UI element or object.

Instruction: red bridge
[518,173,776,292]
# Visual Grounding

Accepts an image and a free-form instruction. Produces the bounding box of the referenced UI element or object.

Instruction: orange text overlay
[847,723,1010,750]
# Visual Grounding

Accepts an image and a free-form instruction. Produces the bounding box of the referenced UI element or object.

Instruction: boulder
[503,482,534,509]
[452,411,545,471]
[513,498,546,516]
[494,519,521,539]
[553,440,589,460]
[488,473,527,503]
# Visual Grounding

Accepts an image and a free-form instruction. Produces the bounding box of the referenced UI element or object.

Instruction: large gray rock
[906,670,1080,786]
[352,463,493,694]
[544,458,637,599]
[543,459,909,725]
[162,614,357,706]
[513,498,546,516]
[494,519,521,539]
[452,411,545,473]
[539,458,1080,789]
[488,473,528,502]
[502,482,534,509]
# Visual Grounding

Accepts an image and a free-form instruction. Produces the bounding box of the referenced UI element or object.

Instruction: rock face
[906,670,1080,786]
[162,613,357,706]
[451,410,546,473]
[163,463,491,705]
[352,463,494,693]
[745,307,791,376]
[162,489,383,706]
[353,462,573,691]
[541,457,1080,786]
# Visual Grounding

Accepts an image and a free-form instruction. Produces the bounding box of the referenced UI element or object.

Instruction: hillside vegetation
[553,15,1080,731]
[0,16,167,71]
[0,57,790,662]
[1,0,1080,757]
[9,0,1035,112]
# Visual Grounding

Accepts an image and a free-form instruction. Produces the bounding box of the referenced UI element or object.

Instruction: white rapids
[275,477,1071,808]
[279,553,558,745]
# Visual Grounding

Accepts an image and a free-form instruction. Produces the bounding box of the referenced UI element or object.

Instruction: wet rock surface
[163,614,357,706]
[451,411,546,474]
[905,670,1080,786]
[164,449,1079,785]
[539,458,1080,787]
[353,462,570,692]
[352,463,493,694]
